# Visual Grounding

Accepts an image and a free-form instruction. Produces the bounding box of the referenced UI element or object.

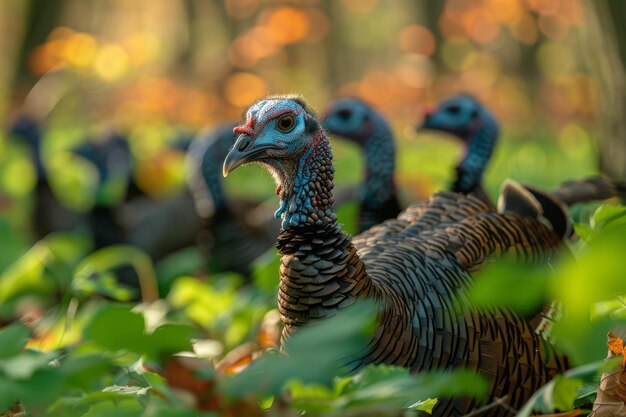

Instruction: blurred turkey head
[418,94,495,142]
[320,97,377,145]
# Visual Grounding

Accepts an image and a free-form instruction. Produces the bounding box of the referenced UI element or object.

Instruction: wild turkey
[419,94,626,208]
[418,94,498,203]
[223,95,571,417]
[322,98,402,233]
[72,131,134,248]
[186,123,279,278]
[9,115,86,239]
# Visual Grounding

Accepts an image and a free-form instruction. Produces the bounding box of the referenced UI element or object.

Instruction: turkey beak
[416,108,435,131]
[223,134,272,177]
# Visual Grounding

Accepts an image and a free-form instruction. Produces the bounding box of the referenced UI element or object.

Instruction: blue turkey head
[419,94,489,141]
[223,96,320,180]
[321,97,373,144]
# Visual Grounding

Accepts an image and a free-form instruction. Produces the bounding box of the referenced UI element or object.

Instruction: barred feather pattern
[276,191,568,417]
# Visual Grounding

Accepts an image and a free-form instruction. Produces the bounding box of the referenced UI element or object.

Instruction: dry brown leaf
[590,333,626,417]
[534,410,582,417]
[216,342,255,375]
[258,308,282,349]
[608,332,625,356]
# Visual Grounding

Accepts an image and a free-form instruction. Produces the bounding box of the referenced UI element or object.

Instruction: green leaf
[590,204,626,231]
[551,222,626,364]
[349,363,413,389]
[154,247,203,295]
[408,398,438,414]
[145,323,194,359]
[469,261,550,316]
[73,245,159,302]
[102,385,151,395]
[1,368,64,411]
[0,350,58,379]
[60,353,115,389]
[84,304,146,353]
[339,368,487,410]
[220,300,378,397]
[0,323,31,359]
[573,223,595,242]
[548,376,583,411]
[516,360,613,417]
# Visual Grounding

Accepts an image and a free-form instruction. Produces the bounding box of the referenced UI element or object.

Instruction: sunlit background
[0,0,624,253]
[0,4,625,413]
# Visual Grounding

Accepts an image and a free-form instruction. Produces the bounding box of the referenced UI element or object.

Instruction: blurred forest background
[0,0,624,276]
[1,0,626,246]
[0,1,626,415]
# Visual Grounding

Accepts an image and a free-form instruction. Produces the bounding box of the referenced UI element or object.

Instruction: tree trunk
[579,0,626,181]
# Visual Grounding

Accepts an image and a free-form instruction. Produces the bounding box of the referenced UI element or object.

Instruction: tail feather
[552,175,626,206]
[498,180,572,239]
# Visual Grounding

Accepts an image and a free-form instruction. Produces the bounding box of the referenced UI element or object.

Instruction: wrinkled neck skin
[453,114,498,195]
[274,132,337,229]
[361,115,397,208]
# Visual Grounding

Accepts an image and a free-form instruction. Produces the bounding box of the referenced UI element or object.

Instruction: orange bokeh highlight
[484,0,525,24]
[340,0,378,14]
[261,7,310,45]
[223,72,269,108]
[303,8,330,43]
[398,25,436,56]
[63,33,98,68]
[510,14,538,44]
[228,26,279,68]
[462,10,501,44]
[29,41,65,75]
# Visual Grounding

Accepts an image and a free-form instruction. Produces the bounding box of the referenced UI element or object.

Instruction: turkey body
[224,96,569,417]
[276,191,568,416]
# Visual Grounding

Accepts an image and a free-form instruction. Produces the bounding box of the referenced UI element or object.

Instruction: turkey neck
[275,133,377,339]
[361,116,397,210]
[453,115,498,195]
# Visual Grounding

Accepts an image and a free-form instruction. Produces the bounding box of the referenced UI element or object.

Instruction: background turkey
[417,94,498,203]
[186,123,279,279]
[419,94,626,210]
[322,98,402,233]
[223,96,573,417]
[9,115,87,239]
[71,131,134,249]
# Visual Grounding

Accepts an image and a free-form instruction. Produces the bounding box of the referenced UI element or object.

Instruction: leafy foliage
[0,204,622,416]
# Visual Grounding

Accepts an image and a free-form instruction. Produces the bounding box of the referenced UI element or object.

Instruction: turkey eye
[446,105,461,114]
[276,115,295,132]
